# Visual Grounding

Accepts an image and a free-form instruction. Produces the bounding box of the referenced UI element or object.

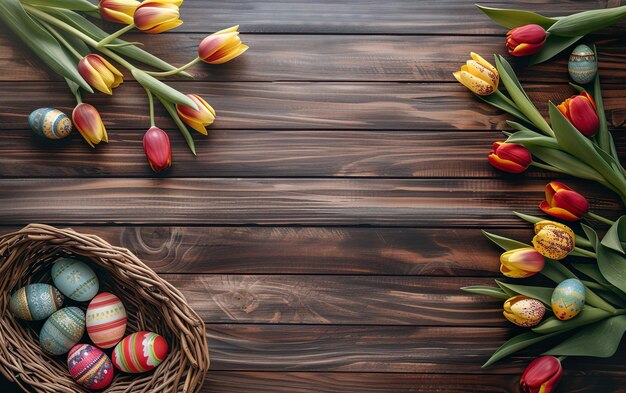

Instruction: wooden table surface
[1,0,626,391]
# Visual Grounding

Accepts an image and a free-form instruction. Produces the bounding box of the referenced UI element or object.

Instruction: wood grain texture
[0,178,620,226]
[1,82,625,131]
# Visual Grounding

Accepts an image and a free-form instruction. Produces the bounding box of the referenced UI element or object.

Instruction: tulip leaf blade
[532,306,613,334]
[506,129,560,149]
[461,286,509,300]
[602,216,626,254]
[597,242,626,295]
[21,0,98,11]
[546,5,626,37]
[475,5,558,29]
[133,69,197,109]
[156,95,197,156]
[482,330,562,368]
[543,315,626,357]
[477,94,531,125]
[527,35,582,66]
[524,145,609,185]
[482,230,530,251]
[572,263,610,286]
[495,281,552,306]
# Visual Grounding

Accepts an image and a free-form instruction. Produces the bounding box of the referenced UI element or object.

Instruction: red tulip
[557,91,599,137]
[506,24,547,56]
[72,103,108,148]
[143,126,171,172]
[540,181,589,221]
[488,141,532,174]
[520,356,562,393]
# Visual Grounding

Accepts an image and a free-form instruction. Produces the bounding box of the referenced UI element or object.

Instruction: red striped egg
[86,292,127,348]
[67,344,114,390]
[112,331,169,373]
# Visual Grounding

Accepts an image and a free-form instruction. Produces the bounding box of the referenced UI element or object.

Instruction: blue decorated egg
[9,283,64,321]
[551,278,586,320]
[28,108,72,139]
[40,307,85,355]
[568,45,597,85]
[52,258,99,302]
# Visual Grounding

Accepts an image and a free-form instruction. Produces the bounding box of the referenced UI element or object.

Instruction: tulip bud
[175,94,216,135]
[540,181,589,221]
[198,25,249,64]
[143,126,172,172]
[500,248,545,278]
[99,0,140,25]
[503,295,545,327]
[506,24,547,57]
[72,103,108,148]
[556,91,599,137]
[78,54,123,95]
[532,220,575,260]
[488,141,532,174]
[520,356,562,393]
[453,52,499,96]
[134,0,183,34]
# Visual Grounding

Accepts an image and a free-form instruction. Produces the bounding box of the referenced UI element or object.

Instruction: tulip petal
[470,52,497,77]
[465,59,498,87]
[208,44,248,64]
[456,70,496,96]
[488,154,527,174]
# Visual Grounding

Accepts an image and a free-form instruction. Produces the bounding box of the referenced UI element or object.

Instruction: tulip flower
[488,141,532,174]
[198,25,248,64]
[78,54,123,95]
[556,91,599,137]
[453,52,499,96]
[500,248,545,278]
[134,0,183,34]
[175,94,216,135]
[99,0,140,25]
[540,181,589,221]
[532,220,575,260]
[520,356,563,393]
[72,103,108,148]
[503,295,545,327]
[506,24,547,57]
[143,126,172,172]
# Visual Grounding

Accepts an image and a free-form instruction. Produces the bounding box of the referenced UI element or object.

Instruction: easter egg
[551,278,586,320]
[86,292,127,348]
[568,44,597,85]
[112,331,169,373]
[28,108,72,139]
[9,283,64,321]
[51,257,99,302]
[39,307,85,355]
[67,344,114,390]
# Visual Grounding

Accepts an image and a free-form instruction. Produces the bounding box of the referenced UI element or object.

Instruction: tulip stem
[586,211,615,226]
[145,87,155,127]
[573,247,597,259]
[38,20,84,61]
[146,57,201,77]
[95,24,136,48]
[557,355,567,362]
[530,161,565,174]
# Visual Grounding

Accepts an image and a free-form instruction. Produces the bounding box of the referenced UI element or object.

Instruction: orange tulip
[557,91,599,137]
[506,24,547,57]
[99,0,140,24]
[488,141,532,174]
[72,103,108,148]
[198,25,248,64]
[175,94,216,135]
[540,181,589,221]
[143,126,172,172]
[77,54,123,95]
[134,0,183,34]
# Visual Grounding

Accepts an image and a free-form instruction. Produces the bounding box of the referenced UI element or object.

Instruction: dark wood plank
[1,33,625,83]
[0,178,620,226]
[1,82,625,131]
[205,324,626,374]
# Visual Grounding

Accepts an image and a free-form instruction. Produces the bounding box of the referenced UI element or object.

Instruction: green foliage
[547,6,626,37]
[482,230,529,251]
[475,5,558,29]
[532,307,614,334]
[21,0,98,11]
[461,286,509,300]
[544,315,626,357]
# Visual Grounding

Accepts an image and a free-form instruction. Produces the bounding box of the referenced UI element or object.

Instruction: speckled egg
[568,44,597,84]
[39,307,85,355]
[28,108,72,139]
[86,292,127,348]
[52,258,99,302]
[112,331,169,373]
[67,343,114,390]
[9,283,64,321]
[551,278,586,320]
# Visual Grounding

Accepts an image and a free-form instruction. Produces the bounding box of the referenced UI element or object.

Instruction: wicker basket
[0,224,209,393]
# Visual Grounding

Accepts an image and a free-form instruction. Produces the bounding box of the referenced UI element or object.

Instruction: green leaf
[512,211,542,224]
[0,0,92,92]
[525,145,609,184]
[547,5,626,37]
[544,315,626,357]
[156,95,197,155]
[478,94,531,124]
[532,306,614,334]
[506,129,560,149]
[602,215,626,254]
[496,281,553,306]
[483,330,562,367]
[572,263,610,285]
[482,230,530,251]
[132,69,197,109]
[527,35,582,66]
[597,243,626,295]
[461,286,509,300]
[540,260,568,283]
[21,0,98,11]
[475,5,558,29]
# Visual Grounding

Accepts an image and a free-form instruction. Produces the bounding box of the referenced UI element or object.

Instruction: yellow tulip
[503,295,545,327]
[99,0,140,25]
[532,220,575,260]
[133,0,183,34]
[453,52,499,96]
[198,25,248,64]
[175,94,216,135]
[500,248,545,278]
[77,54,123,95]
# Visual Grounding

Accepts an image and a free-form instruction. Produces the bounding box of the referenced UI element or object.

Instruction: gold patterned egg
[28,108,72,139]
[39,307,85,355]
[568,44,597,85]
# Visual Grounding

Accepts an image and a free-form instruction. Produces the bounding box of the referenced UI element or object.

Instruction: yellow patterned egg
[28,108,72,139]
[551,278,586,320]
[39,307,85,355]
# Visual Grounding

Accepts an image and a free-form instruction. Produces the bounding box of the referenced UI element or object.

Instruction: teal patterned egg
[40,307,85,355]
[9,283,64,321]
[568,44,597,84]
[551,278,586,320]
[52,258,99,302]
[28,108,72,139]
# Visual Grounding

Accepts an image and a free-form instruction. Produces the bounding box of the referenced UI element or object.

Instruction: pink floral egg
[86,292,127,348]
[112,331,169,373]
[67,344,114,390]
